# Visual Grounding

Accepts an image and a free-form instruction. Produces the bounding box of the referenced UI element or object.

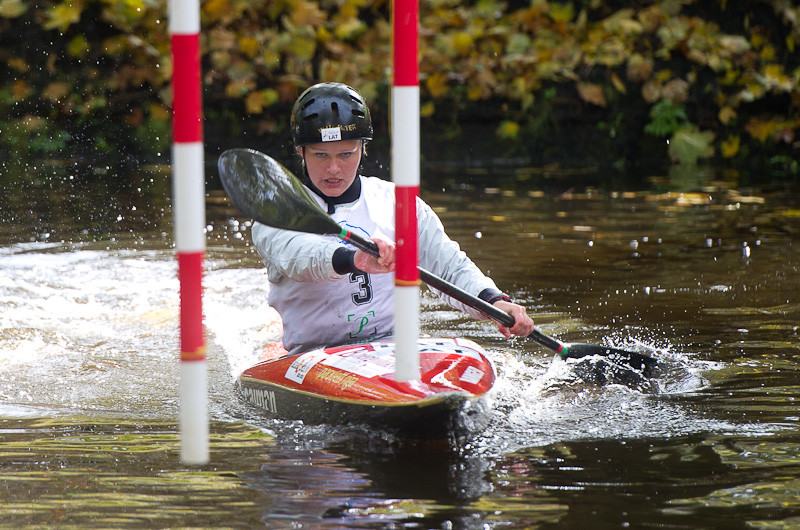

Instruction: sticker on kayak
[421,339,483,361]
[322,345,395,378]
[285,350,328,383]
[459,365,484,385]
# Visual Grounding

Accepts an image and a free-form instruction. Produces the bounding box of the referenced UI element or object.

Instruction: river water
[1,160,799,528]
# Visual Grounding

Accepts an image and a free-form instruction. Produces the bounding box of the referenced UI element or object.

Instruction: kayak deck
[237,337,496,438]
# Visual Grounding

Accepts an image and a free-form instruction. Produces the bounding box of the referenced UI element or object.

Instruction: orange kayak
[237,337,496,438]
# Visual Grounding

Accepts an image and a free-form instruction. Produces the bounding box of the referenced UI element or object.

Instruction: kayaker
[252,82,535,355]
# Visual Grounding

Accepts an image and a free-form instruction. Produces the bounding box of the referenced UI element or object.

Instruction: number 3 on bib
[349,271,373,305]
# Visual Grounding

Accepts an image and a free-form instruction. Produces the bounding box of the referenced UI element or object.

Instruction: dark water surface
[1,161,799,528]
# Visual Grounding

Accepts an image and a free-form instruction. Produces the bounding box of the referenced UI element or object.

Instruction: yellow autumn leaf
[42,82,70,102]
[744,117,776,142]
[67,35,90,58]
[149,103,170,121]
[720,134,739,158]
[334,18,366,40]
[245,89,280,114]
[225,78,255,98]
[759,44,775,61]
[44,0,84,32]
[549,2,574,23]
[425,72,449,98]
[610,72,626,94]
[0,0,27,17]
[7,57,28,73]
[290,0,327,27]
[718,106,736,125]
[453,32,474,56]
[577,82,606,107]
[626,54,652,83]
[750,32,767,49]
[661,78,689,102]
[102,35,126,56]
[420,101,435,118]
[209,28,236,52]
[202,0,231,22]
[719,68,738,86]
[655,69,673,83]
[496,120,520,140]
[260,48,281,71]
[11,79,31,99]
[763,63,791,90]
[718,35,750,56]
[19,115,47,131]
[287,36,317,61]
[239,36,259,58]
[601,8,642,35]
[466,83,484,101]
[337,1,358,19]
[317,26,332,42]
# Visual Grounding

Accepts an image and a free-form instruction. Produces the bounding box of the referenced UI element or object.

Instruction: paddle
[217,148,659,378]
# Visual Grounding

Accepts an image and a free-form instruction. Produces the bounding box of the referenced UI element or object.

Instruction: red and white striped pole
[170,0,208,464]
[392,0,421,381]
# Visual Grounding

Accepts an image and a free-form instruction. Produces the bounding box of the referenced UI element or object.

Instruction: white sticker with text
[459,366,484,384]
[320,127,342,142]
[285,350,327,384]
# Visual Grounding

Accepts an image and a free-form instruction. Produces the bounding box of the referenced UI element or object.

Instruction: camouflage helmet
[291,83,373,146]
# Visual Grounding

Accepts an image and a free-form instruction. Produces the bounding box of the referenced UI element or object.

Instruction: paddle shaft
[340,227,568,354]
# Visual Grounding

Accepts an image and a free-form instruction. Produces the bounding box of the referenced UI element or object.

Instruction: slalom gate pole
[169,0,208,464]
[392,0,421,381]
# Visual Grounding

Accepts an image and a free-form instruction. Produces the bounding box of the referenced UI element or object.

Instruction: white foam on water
[466,342,769,458]
[203,266,282,378]
[0,244,182,418]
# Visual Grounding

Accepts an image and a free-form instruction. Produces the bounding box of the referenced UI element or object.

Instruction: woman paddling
[252,82,535,355]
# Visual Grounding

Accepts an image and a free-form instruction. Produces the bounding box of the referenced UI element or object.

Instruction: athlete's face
[299,140,363,197]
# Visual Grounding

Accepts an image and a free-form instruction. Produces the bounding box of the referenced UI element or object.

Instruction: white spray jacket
[252,175,500,354]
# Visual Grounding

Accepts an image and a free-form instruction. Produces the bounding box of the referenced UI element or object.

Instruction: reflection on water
[1,163,799,527]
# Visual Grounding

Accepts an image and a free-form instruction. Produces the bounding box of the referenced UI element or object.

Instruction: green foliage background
[1,0,799,180]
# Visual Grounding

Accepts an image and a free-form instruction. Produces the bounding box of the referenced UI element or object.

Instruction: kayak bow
[237,338,495,438]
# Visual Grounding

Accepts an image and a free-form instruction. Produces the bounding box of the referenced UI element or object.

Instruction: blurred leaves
[645,100,690,138]
[0,0,26,18]
[668,127,715,166]
[43,0,84,32]
[0,0,798,170]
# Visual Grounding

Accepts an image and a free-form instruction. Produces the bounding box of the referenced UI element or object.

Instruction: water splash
[0,244,776,457]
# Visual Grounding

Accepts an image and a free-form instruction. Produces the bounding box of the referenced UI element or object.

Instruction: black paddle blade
[562,343,659,379]
[217,148,339,236]
[559,343,659,391]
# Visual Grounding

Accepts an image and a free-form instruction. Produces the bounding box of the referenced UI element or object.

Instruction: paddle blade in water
[217,148,339,235]
[558,343,659,391]
[562,343,659,377]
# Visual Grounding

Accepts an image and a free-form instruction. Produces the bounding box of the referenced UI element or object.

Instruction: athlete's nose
[326,158,340,174]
